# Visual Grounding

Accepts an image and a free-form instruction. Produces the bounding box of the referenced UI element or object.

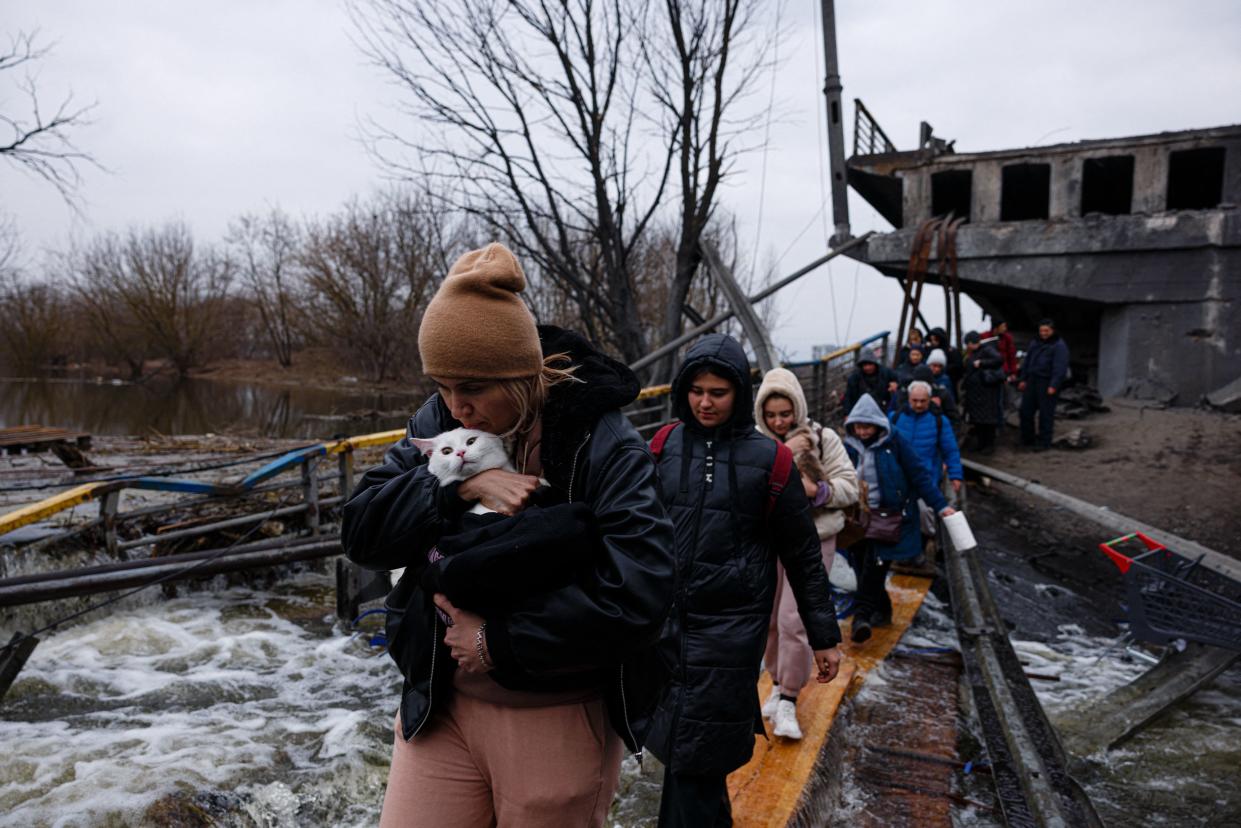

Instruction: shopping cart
[1099,532,1241,651]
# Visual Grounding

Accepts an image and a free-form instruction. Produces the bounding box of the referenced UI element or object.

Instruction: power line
[748,0,782,284]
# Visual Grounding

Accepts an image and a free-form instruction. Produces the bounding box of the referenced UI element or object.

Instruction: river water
[1,572,399,827]
[0,378,419,441]
[3,568,1238,826]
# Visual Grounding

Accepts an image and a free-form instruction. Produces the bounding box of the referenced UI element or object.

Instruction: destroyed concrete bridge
[842,116,1241,406]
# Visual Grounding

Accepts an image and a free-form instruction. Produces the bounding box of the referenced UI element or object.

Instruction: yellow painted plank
[325,430,407,455]
[0,483,102,536]
[728,574,933,826]
[637,384,672,401]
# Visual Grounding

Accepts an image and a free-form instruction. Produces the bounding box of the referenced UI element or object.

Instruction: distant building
[843,116,1240,404]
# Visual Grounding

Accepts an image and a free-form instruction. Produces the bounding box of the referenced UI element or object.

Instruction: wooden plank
[0,483,104,537]
[850,658,962,827]
[0,426,92,449]
[727,575,934,826]
[324,430,408,455]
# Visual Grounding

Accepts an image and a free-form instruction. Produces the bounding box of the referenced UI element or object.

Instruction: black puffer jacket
[961,342,1005,425]
[643,334,841,776]
[843,350,898,414]
[342,326,675,750]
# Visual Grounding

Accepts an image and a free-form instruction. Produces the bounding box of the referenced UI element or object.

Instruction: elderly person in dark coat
[961,331,1006,454]
[645,333,842,827]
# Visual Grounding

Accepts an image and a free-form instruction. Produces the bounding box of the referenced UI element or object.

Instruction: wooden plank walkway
[0,424,91,454]
[727,574,938,827]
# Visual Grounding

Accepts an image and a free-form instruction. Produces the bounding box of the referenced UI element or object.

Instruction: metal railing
[0,432,404,547]
[853,98,897,156]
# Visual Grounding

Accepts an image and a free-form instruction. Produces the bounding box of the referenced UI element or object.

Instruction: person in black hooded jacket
[843,347,899,414]
[342,243,674,827]
[644,333,842,828]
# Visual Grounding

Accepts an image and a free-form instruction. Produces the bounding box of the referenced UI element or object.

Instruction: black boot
[851,615,872,643]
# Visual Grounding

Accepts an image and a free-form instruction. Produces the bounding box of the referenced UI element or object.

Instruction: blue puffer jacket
[889,407,963,483]
[843,395,948,561]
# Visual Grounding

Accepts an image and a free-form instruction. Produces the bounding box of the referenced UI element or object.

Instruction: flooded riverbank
[0,377,419,441]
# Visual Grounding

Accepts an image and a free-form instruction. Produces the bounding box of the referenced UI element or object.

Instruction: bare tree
[0,30,99,204]
[299,191,451,383]
[0,222,68,372]
[643,0,774,380]
[228,208,303,368]
[72,223,234,378]
[353,0,675,365]
[354,1,775,374]
[0,272,67,372]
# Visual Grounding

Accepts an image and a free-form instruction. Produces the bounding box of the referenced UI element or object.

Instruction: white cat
[410,428,516,515]
[389,428,516,588]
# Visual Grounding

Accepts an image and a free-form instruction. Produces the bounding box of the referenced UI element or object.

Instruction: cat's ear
[410,437,436,457]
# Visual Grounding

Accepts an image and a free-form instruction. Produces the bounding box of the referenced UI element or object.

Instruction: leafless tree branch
[0,30,102,208]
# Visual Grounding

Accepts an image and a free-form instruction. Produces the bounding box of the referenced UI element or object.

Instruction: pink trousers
[379,692,624,827]
[763,537,837,697]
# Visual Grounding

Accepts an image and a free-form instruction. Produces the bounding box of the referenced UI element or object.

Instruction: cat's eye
[466,437,477,446]
[440,447,453,455]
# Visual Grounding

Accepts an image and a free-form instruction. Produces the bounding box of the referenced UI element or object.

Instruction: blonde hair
[497,352,581,439]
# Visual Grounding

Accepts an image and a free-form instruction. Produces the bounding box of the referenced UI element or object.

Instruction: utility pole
[820,0,851,245]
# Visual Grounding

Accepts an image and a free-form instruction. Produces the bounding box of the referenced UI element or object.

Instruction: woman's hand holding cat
[434,594,493,673]
[784,433,813,454]
[457,469,540,516]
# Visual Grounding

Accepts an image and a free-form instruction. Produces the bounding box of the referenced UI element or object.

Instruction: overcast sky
[4,0,1239,360]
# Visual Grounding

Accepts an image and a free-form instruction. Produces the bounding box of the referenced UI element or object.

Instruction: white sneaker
[762,685,781,720]
[772,699,802,740]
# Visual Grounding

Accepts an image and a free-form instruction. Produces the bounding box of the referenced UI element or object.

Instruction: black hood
[538,325,640,422]
[671,333,754,436]
[928,327,949,345]
[538,325,640,484]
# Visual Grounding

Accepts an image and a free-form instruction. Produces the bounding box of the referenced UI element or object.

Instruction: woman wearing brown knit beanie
[342,242,674,828]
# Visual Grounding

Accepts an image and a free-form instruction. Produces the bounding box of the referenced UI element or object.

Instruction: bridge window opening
[1166,147,1226,210]
[1081,155,1134,215]
[931,170,972,222]
[1000,163,1050,221]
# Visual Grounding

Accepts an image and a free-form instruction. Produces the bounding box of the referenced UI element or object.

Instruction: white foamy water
[0,573,401,827]
[1013,626,1241,825]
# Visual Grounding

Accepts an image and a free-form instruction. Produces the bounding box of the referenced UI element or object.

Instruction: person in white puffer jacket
[754,368,859,740]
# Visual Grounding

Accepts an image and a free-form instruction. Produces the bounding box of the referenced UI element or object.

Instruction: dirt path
[966,401,1241,556]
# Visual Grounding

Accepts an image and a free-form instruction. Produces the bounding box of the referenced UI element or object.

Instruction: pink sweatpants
[763,536,837,697]
[379,692,624,828]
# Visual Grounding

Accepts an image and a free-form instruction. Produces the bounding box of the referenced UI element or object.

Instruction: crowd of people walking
[341,241,1071,827]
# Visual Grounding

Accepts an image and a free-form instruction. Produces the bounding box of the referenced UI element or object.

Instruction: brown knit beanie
[418,242,543,379]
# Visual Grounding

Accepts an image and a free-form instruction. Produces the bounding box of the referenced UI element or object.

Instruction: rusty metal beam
[700,240,779,373]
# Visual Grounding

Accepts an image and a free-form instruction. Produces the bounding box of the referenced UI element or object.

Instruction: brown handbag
[838,471,904,547]
[864,507,903,544]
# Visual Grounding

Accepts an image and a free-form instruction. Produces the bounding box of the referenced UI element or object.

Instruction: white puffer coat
[754,368,859,538]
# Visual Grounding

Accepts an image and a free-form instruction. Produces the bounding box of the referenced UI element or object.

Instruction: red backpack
[648,421,795,519]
